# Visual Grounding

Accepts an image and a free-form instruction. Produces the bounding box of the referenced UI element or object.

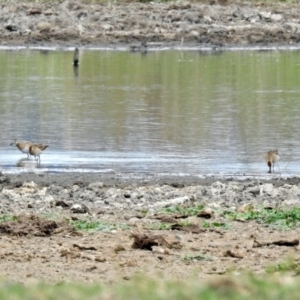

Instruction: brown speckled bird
[10,139,34,158]
[29,144,49,164]
[264,150,280,173]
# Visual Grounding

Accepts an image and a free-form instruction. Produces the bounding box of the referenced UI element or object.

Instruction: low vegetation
[0,215,17,222]
[162,204,300,229]
[224,206,300,229]
[0,272,300,300]
[163,204,205,216]
[69,219,130,231]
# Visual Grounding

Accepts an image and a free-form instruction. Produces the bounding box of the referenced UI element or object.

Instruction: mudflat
[0,171,299,283]
[0,0,298,49]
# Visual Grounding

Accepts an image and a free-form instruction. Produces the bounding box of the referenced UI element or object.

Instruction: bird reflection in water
[73,47,79,78]
[16,158,40,168]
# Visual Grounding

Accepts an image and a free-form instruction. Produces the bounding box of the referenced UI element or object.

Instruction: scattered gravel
[1,0,300,48]
[0,172,299,216]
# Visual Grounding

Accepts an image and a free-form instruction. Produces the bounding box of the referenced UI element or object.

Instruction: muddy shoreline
[2,171,299,188]
[1,1,300,49]
[1,171,300,214]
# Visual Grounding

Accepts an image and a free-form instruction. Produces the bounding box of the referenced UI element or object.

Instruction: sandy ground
[0,201,299,284]
[0,173,299,284]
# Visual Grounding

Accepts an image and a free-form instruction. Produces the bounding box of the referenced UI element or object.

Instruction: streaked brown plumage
[264,150,279,173]
[10,139,33,158]
[29,144,49,164]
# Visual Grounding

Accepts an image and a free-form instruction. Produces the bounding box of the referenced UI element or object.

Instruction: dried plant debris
[0,213,76,237]
[152,214,179,223]
[130,233,181,250]
[254,238,299,247]
[197,208,215,219]
[73,244,97,251]
[223,249,244,259]
[171,223,204,234]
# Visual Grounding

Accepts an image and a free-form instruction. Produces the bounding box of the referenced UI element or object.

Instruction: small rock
[283,199,300,206]
[23,182,37,188]
[87,182,104,192]
[124,192,131,198]
[95,256,106,262]
[44,9,54,15]
[55,200,70,208]
[114,244,125,253]
[270,14,283,22]
[197,208,214,219]
[223,249,244,259]
[260,183,274,196]
[237,204,253,213]
[102,24,113,31]
[259,11,272,20]
[86,265,97,272]
[27,8,42,15]
[152,246,166,254]
[36,22,51,32]
[70,204,89,214]
[5,25,18,32]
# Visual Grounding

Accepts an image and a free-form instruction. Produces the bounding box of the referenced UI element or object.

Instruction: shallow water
[1,48,300,176]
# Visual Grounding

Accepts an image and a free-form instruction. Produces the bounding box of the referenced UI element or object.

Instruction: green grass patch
[69,219,130,232]
[0,215,18,223]
[184,254,213,262]
[266,258,300,274]
[225,207,300,229]
[160,204,300,230]
[202,220,231,229]
[145,222,172,230]
[162,204,204,216]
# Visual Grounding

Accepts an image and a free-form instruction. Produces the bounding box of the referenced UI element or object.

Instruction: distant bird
[29,144,49,164]
[73,47,79,66]
[265,150,280,173]
[129,41,148,53]
[10,139,33,158]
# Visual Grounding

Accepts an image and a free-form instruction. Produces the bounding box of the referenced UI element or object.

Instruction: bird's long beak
[10,142,14,146]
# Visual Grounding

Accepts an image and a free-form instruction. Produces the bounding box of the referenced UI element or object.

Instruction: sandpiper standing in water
[265,150,280,173]
[10,139,33,158]
[29,144,49,164]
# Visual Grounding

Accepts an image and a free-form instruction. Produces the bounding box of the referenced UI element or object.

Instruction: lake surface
[1,47,300,177]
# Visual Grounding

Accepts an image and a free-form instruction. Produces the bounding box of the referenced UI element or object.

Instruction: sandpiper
[264,150,280,173]
[10,139,33,158]
[29,144,49,164]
